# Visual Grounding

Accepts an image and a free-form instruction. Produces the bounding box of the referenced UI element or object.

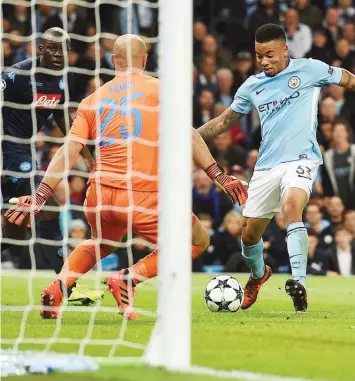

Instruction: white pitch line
[95,358,331,381]
[188,365,331,381]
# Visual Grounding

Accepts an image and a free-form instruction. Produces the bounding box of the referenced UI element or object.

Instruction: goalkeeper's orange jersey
[69,72,159,191]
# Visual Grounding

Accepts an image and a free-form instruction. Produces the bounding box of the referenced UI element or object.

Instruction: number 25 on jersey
[98,91,143,146]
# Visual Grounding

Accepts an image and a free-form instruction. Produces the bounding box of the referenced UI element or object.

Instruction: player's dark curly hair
[255,23,286,43]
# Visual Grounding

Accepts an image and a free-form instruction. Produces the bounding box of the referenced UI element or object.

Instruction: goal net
[1,0,192,374]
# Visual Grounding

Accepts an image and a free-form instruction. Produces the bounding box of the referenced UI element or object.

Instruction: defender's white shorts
[242,160,319,219]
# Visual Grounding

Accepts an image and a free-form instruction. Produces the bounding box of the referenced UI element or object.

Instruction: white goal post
[144,0,193,370]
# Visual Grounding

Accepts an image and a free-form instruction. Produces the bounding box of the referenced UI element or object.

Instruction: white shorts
[242,160,319,219]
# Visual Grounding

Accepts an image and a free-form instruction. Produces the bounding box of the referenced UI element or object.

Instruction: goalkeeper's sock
[241,238,265,279]
[57,239,107,289]
[286,222,308,287]
[128,245,203,285]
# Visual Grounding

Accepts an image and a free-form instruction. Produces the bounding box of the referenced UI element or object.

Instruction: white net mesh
[1,0,162,365]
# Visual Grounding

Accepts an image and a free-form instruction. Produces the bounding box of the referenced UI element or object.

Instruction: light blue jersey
[231,58,342,170]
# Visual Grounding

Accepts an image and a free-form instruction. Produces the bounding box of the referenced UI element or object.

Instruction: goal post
[144,0,193,371]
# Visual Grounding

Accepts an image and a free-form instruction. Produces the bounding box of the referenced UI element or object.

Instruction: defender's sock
[286,222,308,287]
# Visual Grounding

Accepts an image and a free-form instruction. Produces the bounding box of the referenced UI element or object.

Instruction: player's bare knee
[200,228,210,251]
[282,202,303,225]
[192,220,210,252]
[242,225,262,246]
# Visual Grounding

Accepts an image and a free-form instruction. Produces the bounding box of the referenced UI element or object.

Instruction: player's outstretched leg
[282,188,309,312]
[40,240,111,319]
[39,198,103,305]
[105,216,210,320]
[240,218,271,309]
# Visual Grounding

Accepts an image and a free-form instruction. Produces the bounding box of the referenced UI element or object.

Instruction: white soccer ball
[204,275,244,312]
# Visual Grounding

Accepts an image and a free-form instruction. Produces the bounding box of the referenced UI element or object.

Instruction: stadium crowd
[1,0,355,276]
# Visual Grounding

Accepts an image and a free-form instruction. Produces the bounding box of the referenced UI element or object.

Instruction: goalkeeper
[1,27,102,304]
[5,34,248,320]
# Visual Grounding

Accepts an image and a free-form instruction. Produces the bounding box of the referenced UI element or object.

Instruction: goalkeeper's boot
[67,284,104,306]
[241,265,272,310]
[40,280,64,319]
[285,279,308,312]
[103,270,137,320]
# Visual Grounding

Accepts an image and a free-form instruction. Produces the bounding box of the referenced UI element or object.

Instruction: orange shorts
[84,183,197,246]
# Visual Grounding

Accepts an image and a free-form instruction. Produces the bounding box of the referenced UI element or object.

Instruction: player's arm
[53,109,95,171]
[191,127,248,205]
[339,69,355,91]
[197,107,245,141]
[5,102,92,227]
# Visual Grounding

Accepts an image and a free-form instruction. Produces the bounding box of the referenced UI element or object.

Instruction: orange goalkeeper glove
[5,182,53,227]
[205,162,248,205]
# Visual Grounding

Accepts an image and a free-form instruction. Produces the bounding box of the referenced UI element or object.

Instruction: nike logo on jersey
[256,88,265,95]
[33,93,61,109]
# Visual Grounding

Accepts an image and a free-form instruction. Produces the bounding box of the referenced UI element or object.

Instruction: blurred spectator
[42,2,88,54]
[332,38,354,70]
[196,55,218,94]
[3,39,13,67]
[318,121,334,151]
[307,232,330,275]
[325,196,345,226]
[322,121,355,209]
[233,51,254,90]
[35,4,57,35]
[7,5,30,37]
[216,68,234,107]
[294,0,323,29]
[210,211,243,267]
[194,89,215,126]
[196,35,232,69]
[284,8,312,58]
[192,170,233,228]
[248,0,281,37]
[69,176,87,205]
[304,203,334,249]
[319,96,337,123]
[327,84,347,116]
[323,8,342,43]
[342,21,355,51]
[344,210,355,239]
[85,77,104,97]
[68,219,88,254]
[193,21,208,56]
[245,149,258,181]
[306,27,334,63]
[336,0,355,26]
[328,226,355,276]
[118,1,139,35]
[263,211,289,272]
[210,130,246,168]
[198,213,215,237]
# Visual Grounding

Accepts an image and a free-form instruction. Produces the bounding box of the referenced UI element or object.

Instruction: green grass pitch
[1,271,354,381]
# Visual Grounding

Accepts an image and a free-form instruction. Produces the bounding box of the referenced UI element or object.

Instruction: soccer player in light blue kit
[197,23,355,312]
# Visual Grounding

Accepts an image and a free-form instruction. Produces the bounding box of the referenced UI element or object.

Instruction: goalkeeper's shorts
[1,154,41,204]
[84,183,198,246]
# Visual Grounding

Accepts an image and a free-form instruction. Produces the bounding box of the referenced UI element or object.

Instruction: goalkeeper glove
[5,182,53,227]
[205,162,248,205]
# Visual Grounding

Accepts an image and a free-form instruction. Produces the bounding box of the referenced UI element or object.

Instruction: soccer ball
[204,275,244,312]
